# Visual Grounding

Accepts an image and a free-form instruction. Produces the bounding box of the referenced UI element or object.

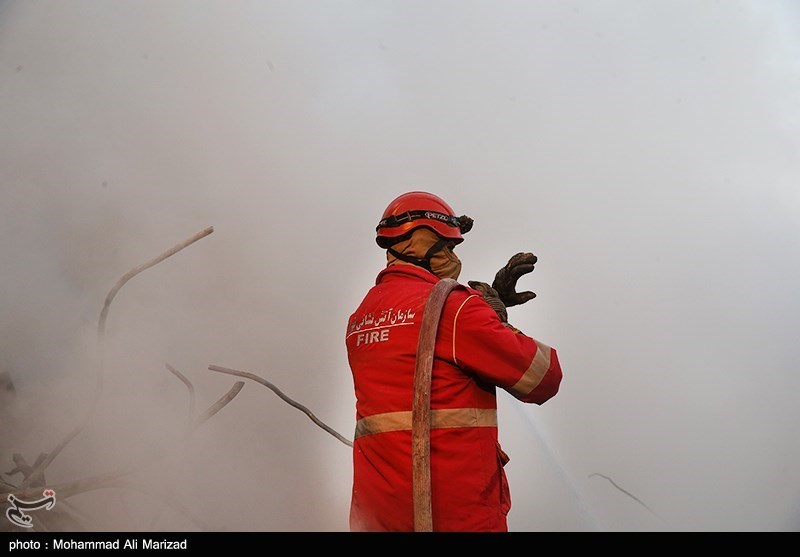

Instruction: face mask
[429,244,461,280]
[386,228,462,279]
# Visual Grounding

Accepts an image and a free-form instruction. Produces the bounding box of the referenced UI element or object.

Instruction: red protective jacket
[346,264,562,532]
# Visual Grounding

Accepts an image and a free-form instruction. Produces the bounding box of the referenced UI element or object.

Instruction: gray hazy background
[1,0,799,532]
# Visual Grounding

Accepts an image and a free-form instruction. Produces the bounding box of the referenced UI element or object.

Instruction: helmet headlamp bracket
[377,210,473,234]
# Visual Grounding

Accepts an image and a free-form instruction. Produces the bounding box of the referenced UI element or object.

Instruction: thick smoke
[1,1,799,532]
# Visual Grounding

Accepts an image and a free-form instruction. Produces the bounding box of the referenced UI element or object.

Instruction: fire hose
[411,277,458,531]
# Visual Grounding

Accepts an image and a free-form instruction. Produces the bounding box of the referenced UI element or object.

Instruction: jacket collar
[376,263,440,286]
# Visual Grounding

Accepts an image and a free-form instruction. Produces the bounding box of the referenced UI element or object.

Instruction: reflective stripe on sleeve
[508,340,552,398]
[354,407,497,440]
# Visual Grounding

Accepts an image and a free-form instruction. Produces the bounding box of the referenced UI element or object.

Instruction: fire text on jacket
[355,329,390,346]
[347,307,417,347]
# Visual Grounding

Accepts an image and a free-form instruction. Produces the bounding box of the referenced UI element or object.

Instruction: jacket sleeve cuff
[505,343,562,404]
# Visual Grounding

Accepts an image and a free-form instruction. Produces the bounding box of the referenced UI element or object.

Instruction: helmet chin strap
[387,238,449,273]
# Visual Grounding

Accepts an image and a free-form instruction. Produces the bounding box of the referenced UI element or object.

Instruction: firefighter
[345,191,563,532]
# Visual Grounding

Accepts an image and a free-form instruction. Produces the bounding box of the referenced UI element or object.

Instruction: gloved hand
[467,281,508,323]
[491,252,537,307]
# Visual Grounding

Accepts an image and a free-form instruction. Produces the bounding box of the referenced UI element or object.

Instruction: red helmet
[376,191,472,248]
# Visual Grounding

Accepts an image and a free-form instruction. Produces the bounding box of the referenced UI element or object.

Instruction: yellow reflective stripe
[509,339,551,398]
[433,407,497,429]
[355,411,412,439]
[354,408,497,440]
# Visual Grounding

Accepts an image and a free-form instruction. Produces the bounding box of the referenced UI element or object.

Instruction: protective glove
[491,252,537,307]
[467,280,509,324]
